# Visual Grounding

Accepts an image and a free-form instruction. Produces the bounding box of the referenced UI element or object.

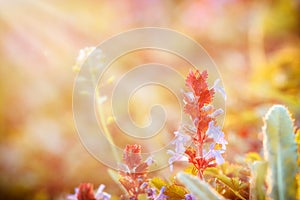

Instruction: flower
[154,186,168,200]
[206,121,227,150]
[167,130,190,171]
[167,149,188,171]
[123,144,142,169]
[185,193,196,200]
[205,144,225,165]
[95,184,111,200]
[73,47,95,72]
[67,183,111,200]
[168,69,227,178]
[211,79,227,100]
[119,144,154,199]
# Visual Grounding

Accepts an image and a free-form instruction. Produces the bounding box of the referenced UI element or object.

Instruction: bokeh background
[0,0,299,199]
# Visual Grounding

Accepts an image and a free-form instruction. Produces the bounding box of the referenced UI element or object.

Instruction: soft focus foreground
[0,0,299,199]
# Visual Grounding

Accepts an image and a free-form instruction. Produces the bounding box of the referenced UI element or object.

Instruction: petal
[211,79,227,100]
[95,184,105,199]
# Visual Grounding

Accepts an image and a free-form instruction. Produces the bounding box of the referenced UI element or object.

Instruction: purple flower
[211,79,226,100]
[67,184,111,200]
[172,131,190,153]
[185,193,196,200]
[95,184,111,200]
[154,186,168,200]
[205,143,225,165]
[147,188,156,199]
[67,188,79,200]
[206,121,227,149]
[147,187,168,200]
[145,156,154,166]
[167,130,190,171]
[208,108,224,118]
[167,149,189,171]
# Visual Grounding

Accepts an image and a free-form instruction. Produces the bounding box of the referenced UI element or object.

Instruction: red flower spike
[185,70,214,107]
[184,69,224,178]
[77,183,96,200]
[123,144,142,169]
[119,144,153,199]
[168,69,227,179]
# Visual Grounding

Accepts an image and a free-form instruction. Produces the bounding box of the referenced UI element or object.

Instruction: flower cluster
[67,183,111,200]
[119,144,167,199]
[168,69,227,178]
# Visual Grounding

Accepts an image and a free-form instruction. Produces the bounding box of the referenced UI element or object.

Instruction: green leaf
[184,165,198,176]
[137,194,148,200]
[245,152,263,164]
[250,161,267,200]
[177,172,225,200]
[164,184,187,200]
[263,105,298,200]
[150,177,168,190]
[204,168,247,200]
[295,129,300,145]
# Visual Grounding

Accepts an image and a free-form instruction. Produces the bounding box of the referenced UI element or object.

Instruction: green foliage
[204,166,248,200]
[177,172,225,200]
[245,152,263,164]
[164,185,188,200]
[150,177,188,200]
[250,161,267,200]
[263,105,298,200]
[150,177,167,191]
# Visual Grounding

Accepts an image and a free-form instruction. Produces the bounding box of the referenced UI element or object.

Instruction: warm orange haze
[0,0,299,199]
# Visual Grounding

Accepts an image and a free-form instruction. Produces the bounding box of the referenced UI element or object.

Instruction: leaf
[263,105,298,200]
[177,172,225,200]
[296,129,300,167]
[204,167,247,200]
[184,165,198,176]
[245,152,263,164]
[150,177,168,190]
[250,161,267,200]
[164,184,188,200]
[295,129,300,144]
[137,194,148,200]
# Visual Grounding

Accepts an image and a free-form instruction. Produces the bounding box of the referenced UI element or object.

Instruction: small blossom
[67,183,111,200]
[167,149,188,171]
[167,129,191,171]
[154,186,168,200]
[119,145,153,198]
[205,144,225,165]
[208,108,224,118]
[95,184,111,200]
[206,121,227,149]
[97,96,107,105]
[211,79,227,100]
[73,47,96,72]
[185,193,196,200]
[67,188,79,200]
[123,144,142,169]
[147,188,156,199]
[140,182,148,190]
[145,156,154,166]
[172,131,191,154]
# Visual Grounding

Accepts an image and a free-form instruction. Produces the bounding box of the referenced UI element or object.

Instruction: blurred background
[0,0,299,199]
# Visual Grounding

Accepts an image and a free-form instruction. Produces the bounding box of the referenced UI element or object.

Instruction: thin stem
[198,170,203,180]
[90,68,120,163]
